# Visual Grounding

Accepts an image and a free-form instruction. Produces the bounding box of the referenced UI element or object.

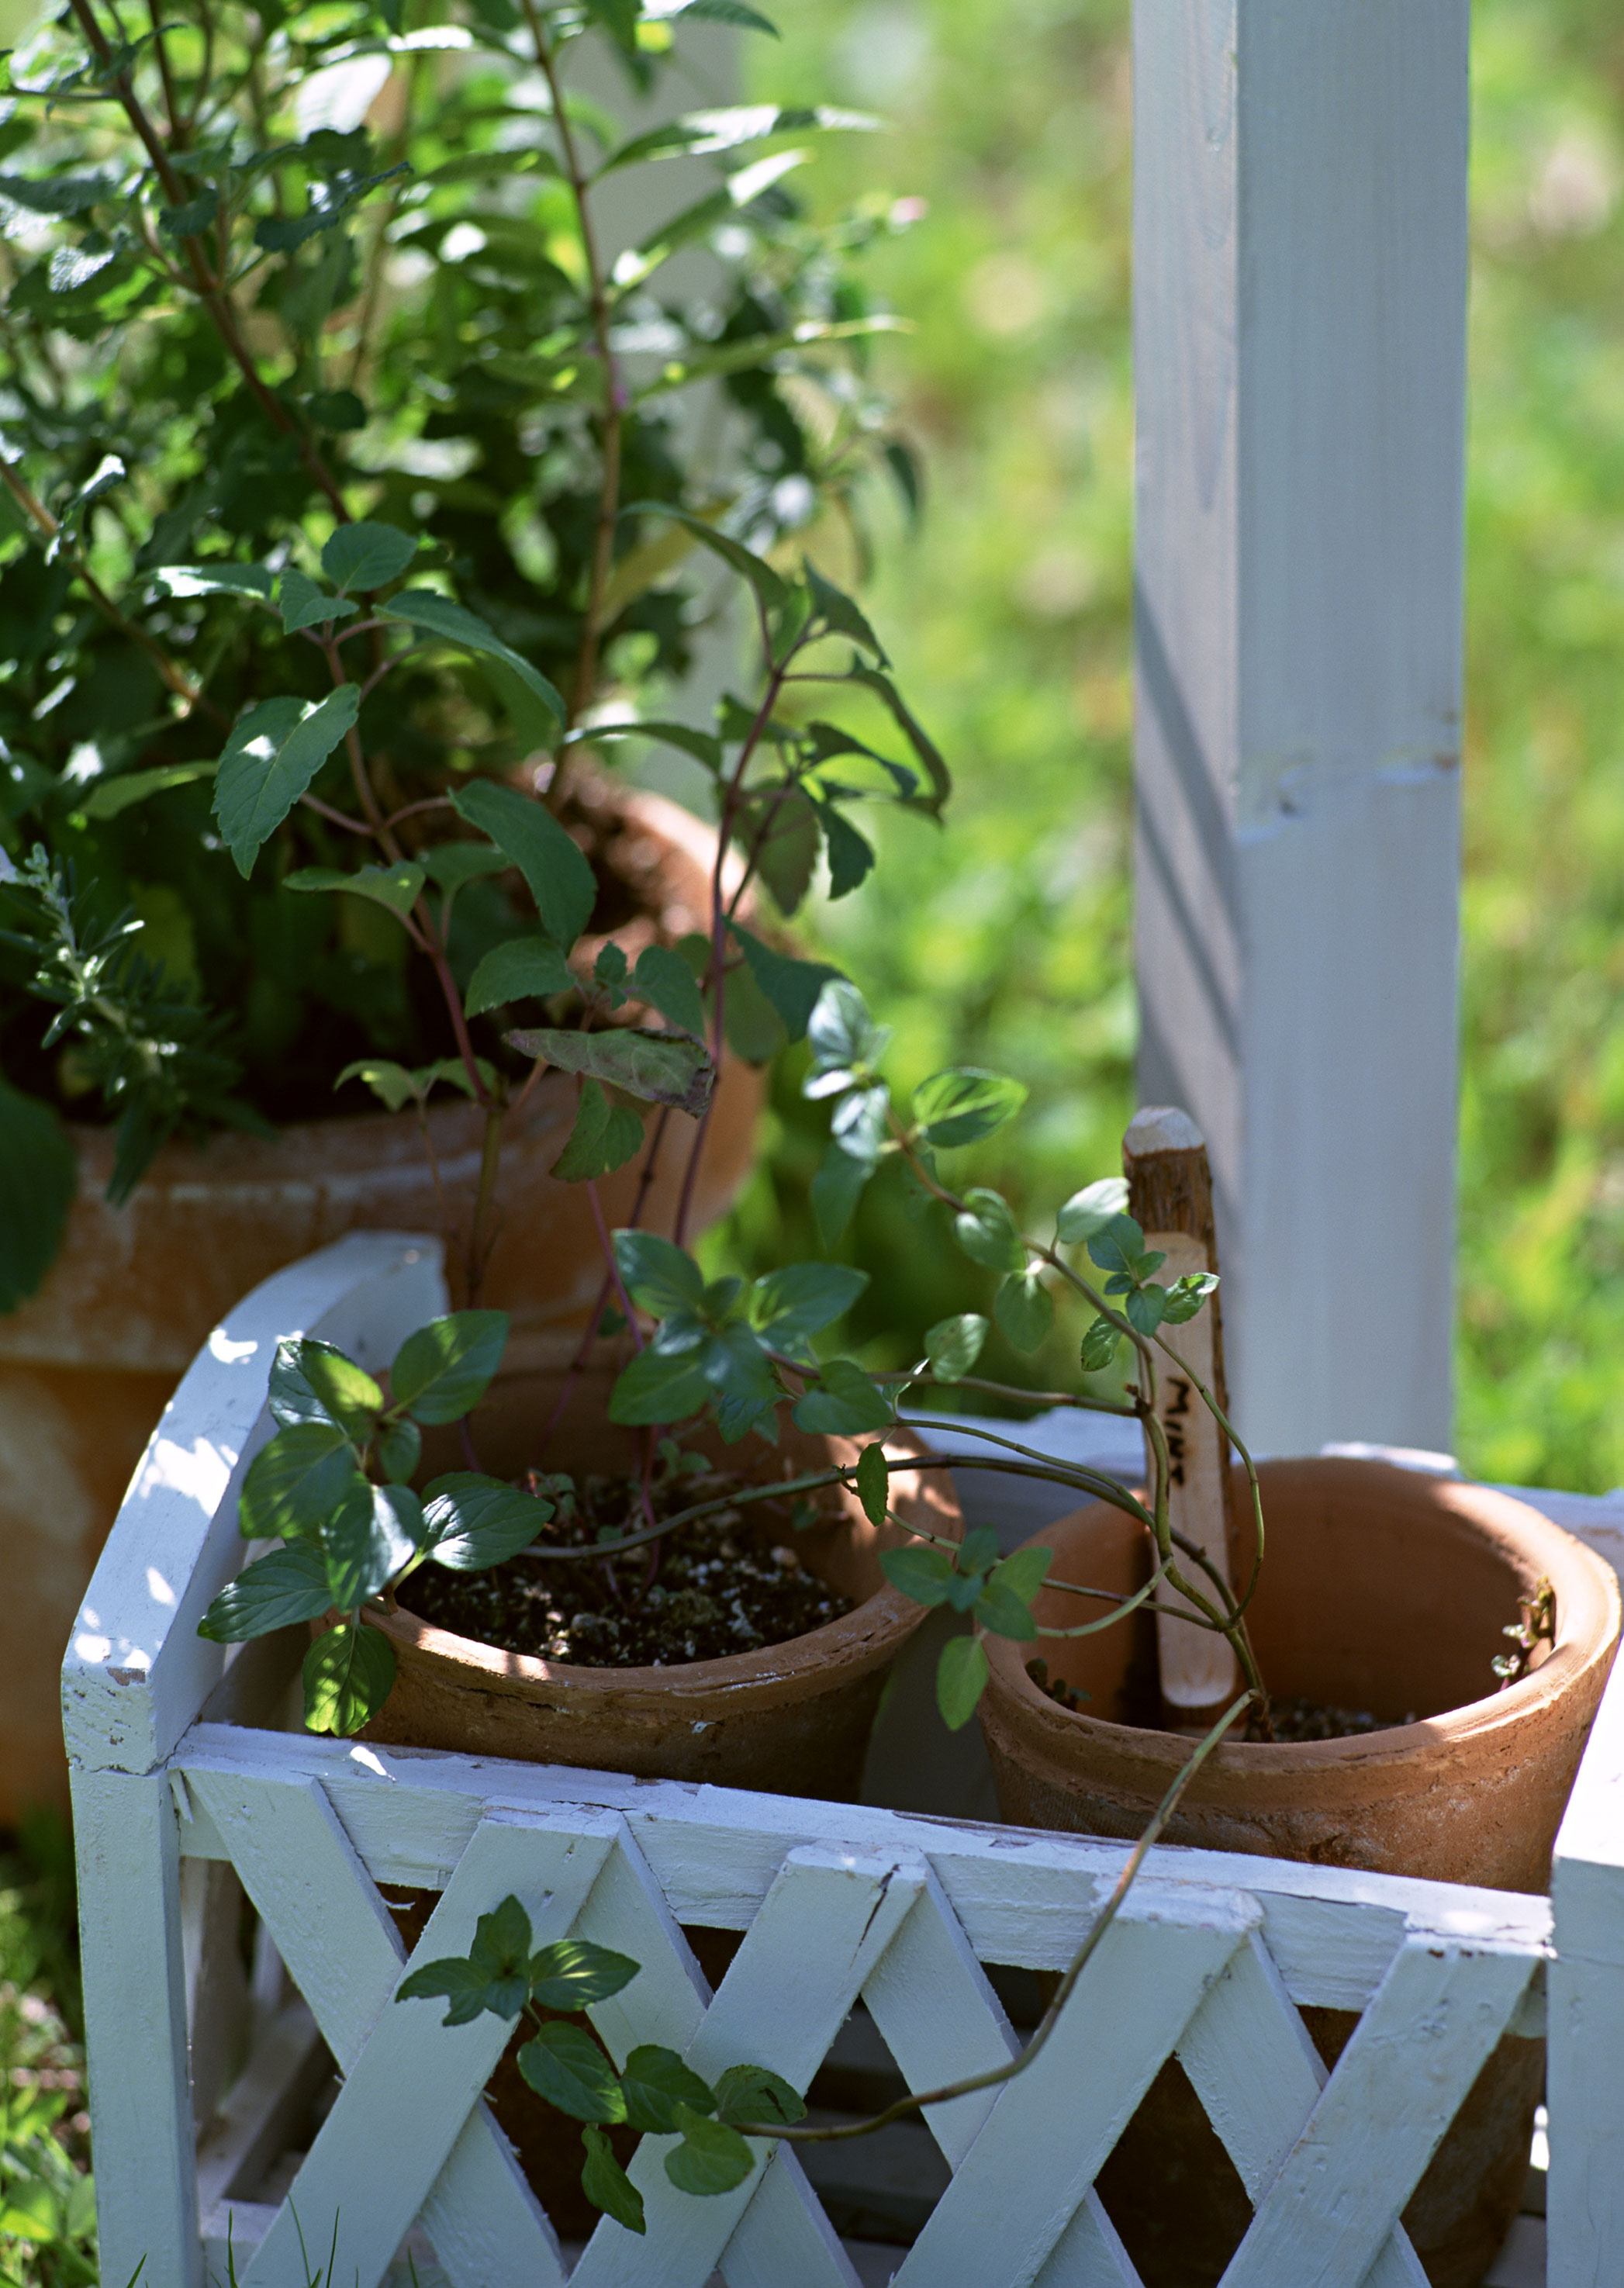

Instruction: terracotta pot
[362,1361,964,1799]
[980,1458,1622,2288]
[16,784,762,1823]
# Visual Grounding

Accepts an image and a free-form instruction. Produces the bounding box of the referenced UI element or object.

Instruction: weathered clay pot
[16,785,762,1823]
[364,1362,964,1798]
[980,1458,1622,2288]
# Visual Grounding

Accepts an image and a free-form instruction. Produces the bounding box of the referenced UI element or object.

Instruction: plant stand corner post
[1547,1643,1624,2287]
[1131,0,1471,1455]
[58,1231,450,2288]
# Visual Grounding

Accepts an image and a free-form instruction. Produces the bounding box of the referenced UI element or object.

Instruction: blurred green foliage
[0,1815,94,2287]
[703,0,1624,1490]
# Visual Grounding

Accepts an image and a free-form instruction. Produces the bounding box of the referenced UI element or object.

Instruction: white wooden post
[1132,0,1470,1455]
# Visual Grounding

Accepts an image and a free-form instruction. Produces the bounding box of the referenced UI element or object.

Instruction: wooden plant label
[1123,1108,1241,1727]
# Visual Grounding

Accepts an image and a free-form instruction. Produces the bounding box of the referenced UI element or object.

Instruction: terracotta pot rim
[983,1459,1622,1774]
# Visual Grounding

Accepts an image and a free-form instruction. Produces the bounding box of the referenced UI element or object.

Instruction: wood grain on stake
[1123,1107,1241,1725]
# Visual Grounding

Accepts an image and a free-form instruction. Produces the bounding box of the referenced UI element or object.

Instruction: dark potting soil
[1025,1660,1416,1741]
[402,1466,856,1668]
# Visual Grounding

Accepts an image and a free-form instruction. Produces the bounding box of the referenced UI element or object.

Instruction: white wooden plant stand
[61,1233,1624,2288]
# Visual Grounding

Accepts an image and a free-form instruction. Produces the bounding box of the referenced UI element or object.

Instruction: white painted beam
[1132,0,1470,1453]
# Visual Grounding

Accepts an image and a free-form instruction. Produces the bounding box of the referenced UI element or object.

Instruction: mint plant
[0,0,929,1305]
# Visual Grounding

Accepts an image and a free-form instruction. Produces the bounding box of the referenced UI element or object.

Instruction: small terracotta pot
[20,783,762,1822]
[980,1458,1622,2288]
[362,1361,963,1799]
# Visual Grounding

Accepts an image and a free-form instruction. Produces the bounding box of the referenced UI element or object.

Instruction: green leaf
[529,1938,641,2012]
[603,102,862,171]
[451,780,594,946]
[1055,1177,1131,1244]
[913,1069,1028,1151]
[631,943,707,1039]
[750,1261,868,1346]
[612,1230,706,1315]
[213,688,361,877]
[1079,1315,1121,1373]
[387,590,565,725]
[674,0,780,29]
[728,925,842,1044]
[1161,1270,1219,1325]
[307,387,366,430]
[804,562,887,661]
[151,562,275,603]
[277,567,356,634]
[552,1078,647,1182]
[268,1335,383,1436]
[817,802,874,900]
[196,1545,332,1643]
[506,1027,715,1118]
[302,1622,396,1736]
[609,1348,713,1427]
[993,1270,1054,1353]
[323,1480,421,1610]
[76,759,216,819]
[953,1189,1026,1274]
[665,2105,756,2197]
[936,1633,990,1731]
[285,862,425,919]
[924,1313,988,1383]
[619,2044,717,2134]
[810,1139,871,1246]
[880,1543,955,1606]
[0,1081,74,1312]
[335,1059,420,1112]
[1086,1214,1148,1279]
[322,520,417,593]
[853,1441,888,1527]
[377,1417,422,1483]
[974,1550,1044,1639]
[239,1423,359,1542]
[423,842,510,893]
[391,1311,510,1425]
[398,1893,532,2023]
[842,665,951,814]
[517,2024,627,2124]
[465,935,578,1017]
[582,2124,646,2234]
[620,502,786,616]
[736,783,821,916]
[806,979,891,1079]
[711,2062,807,2127]
[396,1956,510,2027]
[792,1358,892,1436]
[1125,1284,1168,1336]
[572,718,724,774]
[420,1471,550,1569]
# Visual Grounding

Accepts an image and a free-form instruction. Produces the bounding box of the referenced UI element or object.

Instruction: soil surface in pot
[1025,1657,1423,1741]
[402,1463,856,1666]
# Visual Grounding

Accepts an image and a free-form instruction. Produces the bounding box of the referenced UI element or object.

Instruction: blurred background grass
[707,0,1624,1495]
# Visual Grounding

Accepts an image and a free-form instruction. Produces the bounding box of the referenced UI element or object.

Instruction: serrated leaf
[529,1938,641,2012]
[517,2023,626,2124]
[0,1081,74,1313]
[322,520,417,593]
[994,1269,1054,1353]
[1079,1315,1121,1373]
[285,861,425,918]
[398,1894,531,2022]
[792,1358,891,1436]
[619,2044,716,2134]
[323,1479,422,1610]
[239,1423,360,1542]
[396,1956,510,2027]
[552,1077,647,1182]
[420,1471,550,1568]
[880,1542,954,1606]
[631,943,707,1039]
[913,1068,1028,1151]
[278,567,356,634]
[451,779,593,945]
[465,935,578,1017]
[388,589,565,724]
[728,924,842,1044]
[1056,1177,1130,1244]
[853,1442,888,1527]
[665,2105,756,2196]
[197,1545,332,1643]
[936,1633,990,1730]
[711,2062,807,2127]
[391,1311,510,1426]
[302,1621,396,1736]
[269,1335,383,1435]
[506,1027,715,1118]
[608,1348,713,1427]
[750,1261,868,1346]
[953,1189,1026,1273]
[924,1313,988,1383]
[213,688,361,877]
[582,2124,645,2234]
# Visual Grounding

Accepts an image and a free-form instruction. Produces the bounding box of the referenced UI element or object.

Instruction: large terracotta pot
[16,785,762,1823]
[980,1458,1622,2288]
[363,1362,964,1799]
